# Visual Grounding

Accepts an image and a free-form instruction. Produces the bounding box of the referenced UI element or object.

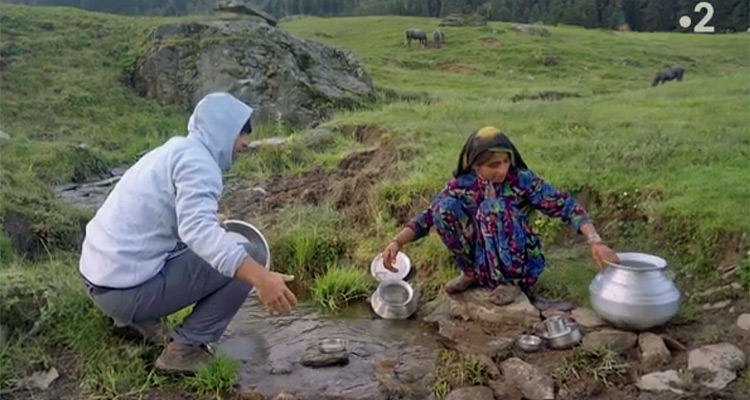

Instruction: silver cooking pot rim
[604,252,667,272]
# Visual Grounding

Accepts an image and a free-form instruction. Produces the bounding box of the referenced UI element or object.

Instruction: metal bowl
[370,252,412,281]
[223,219,271,270]
[319,338,347,354]
[516,334,543,352]
[370,279,419,319]
[544,326,583,350]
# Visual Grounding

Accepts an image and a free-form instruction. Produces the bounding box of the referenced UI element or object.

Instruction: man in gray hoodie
[79,92,297,374]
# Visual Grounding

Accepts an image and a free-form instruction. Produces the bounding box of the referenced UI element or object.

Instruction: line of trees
[2,0,747,32]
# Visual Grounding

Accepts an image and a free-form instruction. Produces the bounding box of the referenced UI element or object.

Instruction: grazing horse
[652,66,685,86]
[433,30,445,48]
[404,28,428,48]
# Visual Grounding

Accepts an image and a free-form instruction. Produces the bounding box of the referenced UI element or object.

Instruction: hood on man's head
[187,92,254,170]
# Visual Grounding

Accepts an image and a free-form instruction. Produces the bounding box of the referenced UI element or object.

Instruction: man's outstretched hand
[254,270,297,316]
[235,257,297,316]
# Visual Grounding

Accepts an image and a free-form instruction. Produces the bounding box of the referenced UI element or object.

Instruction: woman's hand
[591,243,619,270]
[382,241,401,272]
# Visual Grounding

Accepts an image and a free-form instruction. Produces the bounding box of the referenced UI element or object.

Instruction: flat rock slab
[445,386,494,400]
[571,307,607,329]
[688,342,746,390]
[636,370,683,394]
[220,298,439,400]
[499,357,554,400]
[447,288,541,327]
[435,318,512,357]
[582,329,637,352]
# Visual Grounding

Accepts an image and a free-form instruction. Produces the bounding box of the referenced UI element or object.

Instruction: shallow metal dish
[516,334,543,352]
[319,338,347,354]
[370,251,412,281]
[223,219,271,270]
[370,279,419,319]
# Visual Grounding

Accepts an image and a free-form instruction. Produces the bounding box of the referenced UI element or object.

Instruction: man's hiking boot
[154,341,213,374]
[112,319,169,345]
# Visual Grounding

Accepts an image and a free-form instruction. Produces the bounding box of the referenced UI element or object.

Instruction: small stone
[445,386,495,400]
[736,313,750,331]
[701,300,732,310]
[582,329,638,352]
[269,361,293,375]
[638,333,671,367]
[300,344,349,368]
[636,370,683,394]
[499,357,554,400]
[571,307,607,329]
[0,130,9,139]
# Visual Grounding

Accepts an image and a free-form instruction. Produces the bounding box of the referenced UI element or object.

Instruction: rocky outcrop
[214,0,278,26]
[132,19,376,128]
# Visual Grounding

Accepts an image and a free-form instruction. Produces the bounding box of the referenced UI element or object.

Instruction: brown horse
[404,28,428,48]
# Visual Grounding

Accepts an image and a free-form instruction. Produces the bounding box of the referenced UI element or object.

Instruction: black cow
[404,28,428,48]
[652,66,685,86]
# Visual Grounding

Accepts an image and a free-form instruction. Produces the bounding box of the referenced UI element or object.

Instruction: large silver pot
[589,252,681,331]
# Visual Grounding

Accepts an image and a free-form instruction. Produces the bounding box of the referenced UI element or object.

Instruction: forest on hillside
[2,0,747,32]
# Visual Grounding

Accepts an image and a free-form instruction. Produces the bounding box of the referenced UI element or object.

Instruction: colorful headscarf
[453,126,528,178]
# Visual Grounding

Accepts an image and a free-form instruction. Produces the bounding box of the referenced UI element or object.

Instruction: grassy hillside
[0,4,748,398]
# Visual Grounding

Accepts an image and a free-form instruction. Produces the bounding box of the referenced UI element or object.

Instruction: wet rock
[447,288,541,327]
[269,360,293,375]
[499,357,554,400]
[488,379,523,400]
[300,344,349,367]
[736,313,750,331]
[512,24,551,37]
[133,19,376,129]
[636,370,683,394]
[221,297,439,399]
[688,342,746,389]
[571,307,607,329]
[445,386,494,400]
[435,318,512,357]
[638,333,671,368]
[582,329,637,352]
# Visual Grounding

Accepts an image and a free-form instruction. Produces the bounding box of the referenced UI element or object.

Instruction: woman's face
[476,152,511,183]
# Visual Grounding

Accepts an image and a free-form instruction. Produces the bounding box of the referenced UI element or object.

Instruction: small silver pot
[370,279,419,319]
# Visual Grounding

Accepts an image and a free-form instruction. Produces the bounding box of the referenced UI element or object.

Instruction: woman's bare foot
[444,274,477,294]
[489,284,521,306]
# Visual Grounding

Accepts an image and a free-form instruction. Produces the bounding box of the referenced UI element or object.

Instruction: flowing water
[217,296,440,400]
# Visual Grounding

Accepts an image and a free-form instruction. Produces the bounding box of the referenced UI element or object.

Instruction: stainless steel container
[370,279,419,319]
[223,219,271,270]
[590,252,681,331]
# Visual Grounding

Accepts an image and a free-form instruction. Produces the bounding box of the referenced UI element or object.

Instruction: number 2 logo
[694,2,715,33]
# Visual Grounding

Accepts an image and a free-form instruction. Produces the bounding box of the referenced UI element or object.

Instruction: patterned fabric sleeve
[406,177,478,241]
[515,168,590,232]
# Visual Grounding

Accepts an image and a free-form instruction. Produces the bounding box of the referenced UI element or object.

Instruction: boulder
[214,1,278,26]
[638,332,672,368]
[688,343,746,389]
[499,357,554,400]
[133,20,376,129]
[636,370,684,394]
[512,24,551,37]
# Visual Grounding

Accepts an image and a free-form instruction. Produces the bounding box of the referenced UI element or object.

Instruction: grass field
[1,4,748,398]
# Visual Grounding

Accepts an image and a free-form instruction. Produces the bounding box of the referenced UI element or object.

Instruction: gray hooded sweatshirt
[79,93,253,288]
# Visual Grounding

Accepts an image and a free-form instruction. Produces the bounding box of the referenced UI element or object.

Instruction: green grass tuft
[310,264,375,312]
